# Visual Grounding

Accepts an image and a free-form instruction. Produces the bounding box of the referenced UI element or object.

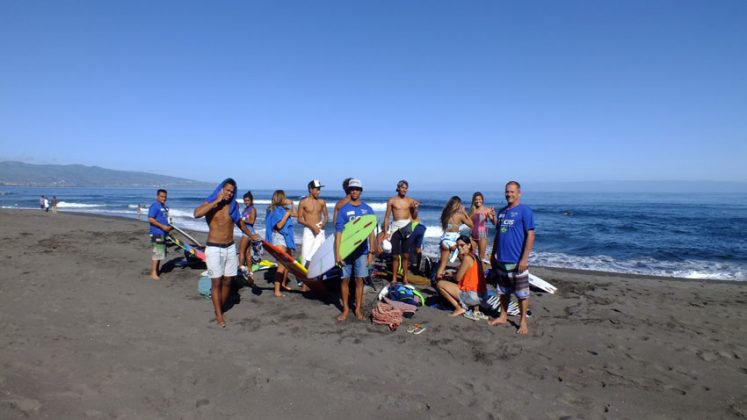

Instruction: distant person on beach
[265,190,298,296]
[489,181,535,335]
[194,179,256,328]
[39,195,45,210]
[136,204,143,220]
[298,180,328,274]
[238,191,263,277]
[383,180,420,285]
[436,235,488,319]
[51,196,59,214]
[148,189,172,281]
[335,178,375,321]
[435,196,473,279]
[43,196,50,212]
[469,192,496,265]
[332,177,353,226]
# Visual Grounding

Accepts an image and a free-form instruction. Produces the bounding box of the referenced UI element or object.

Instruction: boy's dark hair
[224,178,237,189]
[157,189,167,195]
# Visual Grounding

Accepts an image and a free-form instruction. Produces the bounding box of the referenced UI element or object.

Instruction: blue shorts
[342,252,369,279]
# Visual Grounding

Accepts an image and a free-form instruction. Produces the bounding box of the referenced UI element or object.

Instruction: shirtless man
[193,179,257,328]
[383,180,419,284]
[298,180,329,271]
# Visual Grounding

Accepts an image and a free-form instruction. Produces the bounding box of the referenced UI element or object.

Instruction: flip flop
[407,323,422,334]
[413,326,426,335]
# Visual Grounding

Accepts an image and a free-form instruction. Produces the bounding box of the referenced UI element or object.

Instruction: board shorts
[205,242,238,278]
[250,240,263,265]
[388,219,411,256]
[342,250,369,279]
[494,262,530,300]
[151,234,166,261]
[440,232,460,249]
[302,226,325,263]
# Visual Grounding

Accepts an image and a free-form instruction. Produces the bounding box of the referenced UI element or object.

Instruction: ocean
[2,186,745,281]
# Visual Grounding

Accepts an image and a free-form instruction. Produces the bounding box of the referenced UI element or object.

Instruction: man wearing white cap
[298,180,329,281]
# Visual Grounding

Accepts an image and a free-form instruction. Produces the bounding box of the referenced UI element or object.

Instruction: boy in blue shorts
[148,189,173,280]
[489,181,535,334]
[335,178,376,321]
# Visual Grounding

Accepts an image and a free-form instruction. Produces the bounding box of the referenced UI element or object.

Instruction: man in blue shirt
[335,178,375,321]
[148,189,173,280]
[489,181,535,334]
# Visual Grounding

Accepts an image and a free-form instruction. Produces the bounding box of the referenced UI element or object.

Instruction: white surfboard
[307,233,336,278]
[529,273,557,294]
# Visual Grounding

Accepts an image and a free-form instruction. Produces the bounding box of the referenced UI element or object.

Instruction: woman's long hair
[440,196,462,230]
[470,192,484,215]
[268,190,286,213]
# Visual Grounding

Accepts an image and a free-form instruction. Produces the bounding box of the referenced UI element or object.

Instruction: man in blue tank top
[148,189,172,280]
[489,181,535,335]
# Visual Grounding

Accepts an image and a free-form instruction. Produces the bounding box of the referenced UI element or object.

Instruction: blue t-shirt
[335,201,375,255]
[148,201,169,236]
[493,203,535,263]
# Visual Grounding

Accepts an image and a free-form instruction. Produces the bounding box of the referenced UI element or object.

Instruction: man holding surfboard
[383,180,420,285]
[489,181,535,335]
[335,179,376,321]
[194,179,258,328]
[148,189,172,280]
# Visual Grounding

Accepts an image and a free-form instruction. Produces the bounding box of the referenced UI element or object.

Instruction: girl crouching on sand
[435,235,488,319]
[469,192,496,265]
[435,196,473,279]
[265,190,297,297]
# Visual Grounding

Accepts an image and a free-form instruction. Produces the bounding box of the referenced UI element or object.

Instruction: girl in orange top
[435,235,487,319]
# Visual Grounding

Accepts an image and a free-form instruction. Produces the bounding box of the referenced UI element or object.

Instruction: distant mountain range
[0,161,212,188]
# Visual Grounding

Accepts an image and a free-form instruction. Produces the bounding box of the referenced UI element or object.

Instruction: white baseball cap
[347,178,363,189]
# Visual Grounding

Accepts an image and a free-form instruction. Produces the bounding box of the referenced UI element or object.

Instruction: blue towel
[265,206,296,250]
[205,179,241,226]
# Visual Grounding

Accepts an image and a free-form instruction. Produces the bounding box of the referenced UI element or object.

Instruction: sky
[0,0,745,190]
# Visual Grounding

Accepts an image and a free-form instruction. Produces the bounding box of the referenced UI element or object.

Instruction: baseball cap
[347,178,363,189]
[308,179,324,189]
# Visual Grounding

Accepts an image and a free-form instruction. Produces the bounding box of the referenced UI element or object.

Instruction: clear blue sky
[1,0,745,190]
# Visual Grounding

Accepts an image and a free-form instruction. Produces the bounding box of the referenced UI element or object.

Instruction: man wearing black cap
[298,180,329,278]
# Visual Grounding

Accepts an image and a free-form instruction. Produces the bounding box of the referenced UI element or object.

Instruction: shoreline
[8,208,745,285]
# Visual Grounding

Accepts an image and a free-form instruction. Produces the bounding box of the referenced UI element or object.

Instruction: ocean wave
[529,251,746,281]
[57,202,105,208]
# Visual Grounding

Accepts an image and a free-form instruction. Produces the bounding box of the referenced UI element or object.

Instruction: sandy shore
[1,209,745,419]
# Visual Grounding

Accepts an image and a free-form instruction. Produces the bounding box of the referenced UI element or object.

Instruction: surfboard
[528,273,557,294]
[168,235,206,261]
[307,214,378,278]
[169,223,204,247]
[262,240,309,280]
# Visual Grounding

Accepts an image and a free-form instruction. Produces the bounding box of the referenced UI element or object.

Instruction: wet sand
[1,209,745,419]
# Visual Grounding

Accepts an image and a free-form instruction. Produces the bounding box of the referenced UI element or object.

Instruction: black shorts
[390,229,408,256]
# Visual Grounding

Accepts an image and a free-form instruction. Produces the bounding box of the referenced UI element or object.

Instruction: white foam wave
[529,251,746,281]
[57,202,105,208]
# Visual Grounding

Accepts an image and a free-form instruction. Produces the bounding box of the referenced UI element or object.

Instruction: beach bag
[198,272,211,299]
[387,284,425,307]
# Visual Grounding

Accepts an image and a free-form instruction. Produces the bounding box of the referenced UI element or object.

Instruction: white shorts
[387,218,411,237]
[205,244,238,278]
[302,227,326,263]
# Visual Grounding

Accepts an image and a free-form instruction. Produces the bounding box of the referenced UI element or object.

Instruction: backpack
[387,284,425,307]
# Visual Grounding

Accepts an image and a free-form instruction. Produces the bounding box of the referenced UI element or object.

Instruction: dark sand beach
[1,209,745,419]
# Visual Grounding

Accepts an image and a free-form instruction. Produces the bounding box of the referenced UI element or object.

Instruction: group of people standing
[147,178,535,334]
[39,195,58,213]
